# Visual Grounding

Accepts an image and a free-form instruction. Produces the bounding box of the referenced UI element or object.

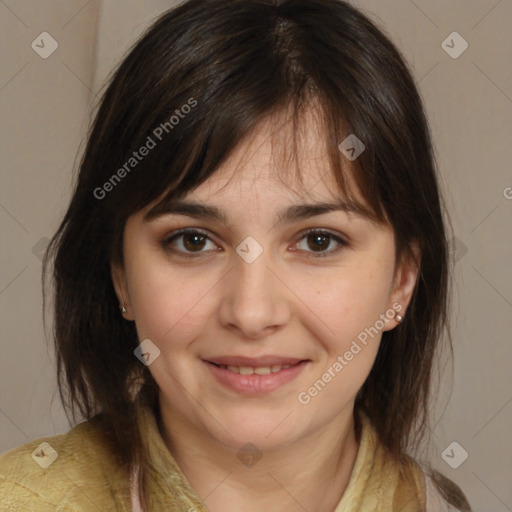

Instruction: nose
[218,249,291,340]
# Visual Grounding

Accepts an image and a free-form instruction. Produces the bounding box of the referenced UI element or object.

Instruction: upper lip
[204,356,307,367]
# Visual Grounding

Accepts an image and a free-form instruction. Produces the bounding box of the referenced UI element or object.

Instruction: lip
[205,355,304,367]
[203,357,309,395]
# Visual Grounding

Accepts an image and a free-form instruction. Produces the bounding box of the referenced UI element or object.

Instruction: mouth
[203,356,309,394]
[211,363,296,375]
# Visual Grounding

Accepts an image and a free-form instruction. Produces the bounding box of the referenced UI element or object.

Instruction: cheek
[291,260,393,349]
[293,266,391,412]
[126,252,218,346]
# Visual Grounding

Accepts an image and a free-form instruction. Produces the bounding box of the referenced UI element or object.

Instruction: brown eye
[163,229,217,256]
[182,232,207,251]
[306,233,331,252]
[295,230,347,258]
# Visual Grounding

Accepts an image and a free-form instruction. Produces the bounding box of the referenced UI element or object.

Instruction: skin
[111,109,420,512]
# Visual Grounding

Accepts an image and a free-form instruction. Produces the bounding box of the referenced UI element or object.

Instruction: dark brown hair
[43,0,470,510]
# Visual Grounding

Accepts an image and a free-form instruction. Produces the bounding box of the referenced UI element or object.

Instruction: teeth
[254,367,271,375]
[220,364,295,374]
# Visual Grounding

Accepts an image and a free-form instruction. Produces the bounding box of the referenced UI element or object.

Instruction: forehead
[190,107,362,205]
[139,105,384,228]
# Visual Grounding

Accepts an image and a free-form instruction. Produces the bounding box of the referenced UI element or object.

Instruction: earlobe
[386,243,421,328]
[110,263,134,320]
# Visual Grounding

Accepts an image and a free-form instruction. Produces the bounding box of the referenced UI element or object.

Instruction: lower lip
[204,361,308,394]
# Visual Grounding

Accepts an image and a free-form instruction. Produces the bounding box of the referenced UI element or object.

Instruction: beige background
[1,1,511,510]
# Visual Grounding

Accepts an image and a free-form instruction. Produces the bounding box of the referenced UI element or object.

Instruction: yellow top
[0,402,460,511]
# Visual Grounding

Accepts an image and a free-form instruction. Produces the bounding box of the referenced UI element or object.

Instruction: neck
[157,397,360,512]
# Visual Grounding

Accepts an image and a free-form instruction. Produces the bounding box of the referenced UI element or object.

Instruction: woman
[0,0,472,510]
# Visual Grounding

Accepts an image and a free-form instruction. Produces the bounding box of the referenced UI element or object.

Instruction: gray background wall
[1,1,511,510]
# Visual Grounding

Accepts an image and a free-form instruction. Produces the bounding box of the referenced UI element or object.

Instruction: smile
[203,358,309,394]
[216,364,294,375]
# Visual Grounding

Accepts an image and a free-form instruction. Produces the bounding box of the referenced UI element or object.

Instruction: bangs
[140,98,387,232]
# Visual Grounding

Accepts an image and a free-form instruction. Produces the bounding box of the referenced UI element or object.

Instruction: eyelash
[162,228,348,259]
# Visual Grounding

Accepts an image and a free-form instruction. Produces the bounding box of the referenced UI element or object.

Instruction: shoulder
[0,419,131,511]
[421,466,473,512]
[355,413,472,512]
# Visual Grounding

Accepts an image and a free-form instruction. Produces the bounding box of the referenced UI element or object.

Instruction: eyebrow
[143,198,379,225]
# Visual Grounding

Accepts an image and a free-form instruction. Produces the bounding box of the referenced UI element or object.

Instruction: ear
[383,242,421,330]
[110,263,135,321]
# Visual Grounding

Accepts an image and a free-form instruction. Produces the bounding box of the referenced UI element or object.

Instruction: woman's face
[112,113,419,452]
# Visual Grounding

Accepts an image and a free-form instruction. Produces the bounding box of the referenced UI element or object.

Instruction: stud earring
[395,314,403,323]
[120,303,127,316]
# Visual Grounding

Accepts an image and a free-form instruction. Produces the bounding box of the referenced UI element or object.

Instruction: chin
[204,410,303,451]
